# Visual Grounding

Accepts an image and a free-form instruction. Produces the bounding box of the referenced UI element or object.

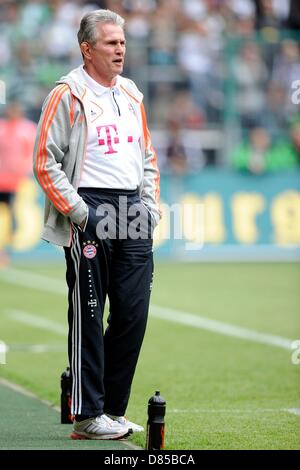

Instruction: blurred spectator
[0,102,37,266]
[163,116,207,174]
[163,90,207,172]
[225,0,256,38]
[231,126,299,174]
[0,1,19,71]
[177,0,225,121]
[271,39,300,118]
[122,0,152,75]
[165,119,188,174]
[285,0,300,30]
[43,1,79,62]
[252,0,283,71]
[7,40,45,121]
[227,0,255,20]
[19,0,50,39]
[167,90,206,130]
[254,0,282,31]
[232,42,268,129]
[271,0,290,23]
[231,127,271,174]
[0,0,299,172]
[263,81,289,140]
[287,119,300,164]
[149,0,178,66]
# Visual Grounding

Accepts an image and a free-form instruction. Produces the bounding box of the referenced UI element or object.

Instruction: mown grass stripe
[1,268,294,351]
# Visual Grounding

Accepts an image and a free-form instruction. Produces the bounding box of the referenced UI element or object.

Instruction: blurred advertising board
[2,169,299,261]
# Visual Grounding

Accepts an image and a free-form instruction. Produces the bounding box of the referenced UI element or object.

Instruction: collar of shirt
[80,65,121,97]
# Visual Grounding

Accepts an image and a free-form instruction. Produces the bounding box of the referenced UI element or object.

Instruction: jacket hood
[56,66,143,104]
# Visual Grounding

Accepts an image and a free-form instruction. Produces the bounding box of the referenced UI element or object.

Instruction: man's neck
[83,65,116,88]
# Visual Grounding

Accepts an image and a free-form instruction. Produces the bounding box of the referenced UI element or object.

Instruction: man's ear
[80,42,92,61]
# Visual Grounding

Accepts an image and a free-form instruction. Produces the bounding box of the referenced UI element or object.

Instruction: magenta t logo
[96,124,120,154]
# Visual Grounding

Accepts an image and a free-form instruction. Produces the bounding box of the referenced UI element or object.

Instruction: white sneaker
[108,415,144,433]
[70,414,131,440]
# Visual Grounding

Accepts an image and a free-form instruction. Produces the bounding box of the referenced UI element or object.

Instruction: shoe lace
[96,414,114,426]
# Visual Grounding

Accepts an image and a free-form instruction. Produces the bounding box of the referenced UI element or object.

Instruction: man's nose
[116,43,124,54]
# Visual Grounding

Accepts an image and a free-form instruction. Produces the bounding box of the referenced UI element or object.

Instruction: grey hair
[78,9,125,46]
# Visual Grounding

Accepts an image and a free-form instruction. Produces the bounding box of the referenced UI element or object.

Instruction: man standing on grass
[33,9,160,440]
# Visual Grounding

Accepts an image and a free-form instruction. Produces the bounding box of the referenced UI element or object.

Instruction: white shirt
[78,65,142,189]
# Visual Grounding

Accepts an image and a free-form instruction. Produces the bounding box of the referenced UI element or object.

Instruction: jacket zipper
[112,89,121,116]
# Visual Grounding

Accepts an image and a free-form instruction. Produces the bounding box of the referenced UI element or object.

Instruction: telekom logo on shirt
[96,124,133,155]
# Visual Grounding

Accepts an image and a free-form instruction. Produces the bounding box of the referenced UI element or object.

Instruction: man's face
[82,22,126,85]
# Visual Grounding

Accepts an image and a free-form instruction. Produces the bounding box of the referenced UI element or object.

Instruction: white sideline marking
[1,268,295,351]
[0,268,66,294]
[170,408,300,416]
[150,305,293,351]
[0,377,60,411]
[285,408,300,416]
[7,309,67,336]
[2,376,297,425]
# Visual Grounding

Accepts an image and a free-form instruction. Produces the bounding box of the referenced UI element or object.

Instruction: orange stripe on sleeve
[41,85,72,214]
[140,103,149,146]
[140,103,160,204]
[36,86,61,176]
[36,85,72,214]
[70,93,75,127]
[36,86,66,207]
[37,85,70,214]
[42,85,72,214]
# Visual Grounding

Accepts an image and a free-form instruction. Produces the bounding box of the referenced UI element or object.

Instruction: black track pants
[64,188,153,417]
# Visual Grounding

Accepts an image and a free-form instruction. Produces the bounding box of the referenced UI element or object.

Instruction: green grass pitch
[0,261,299,449]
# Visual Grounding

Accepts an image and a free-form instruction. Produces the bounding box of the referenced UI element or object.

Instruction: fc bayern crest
[83,243,97,259]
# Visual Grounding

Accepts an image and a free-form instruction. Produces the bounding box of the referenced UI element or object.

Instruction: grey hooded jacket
[33,67,160,247]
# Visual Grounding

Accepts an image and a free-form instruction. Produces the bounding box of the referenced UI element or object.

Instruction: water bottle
[146,390,166,450]
[61,367,73,424]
